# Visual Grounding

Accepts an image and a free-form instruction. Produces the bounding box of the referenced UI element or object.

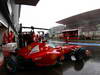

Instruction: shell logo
[62,50,64,54]
[50,54,57,60]
[28,46,32,50]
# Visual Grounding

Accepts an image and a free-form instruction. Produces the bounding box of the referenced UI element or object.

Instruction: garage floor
[0,46,100,75]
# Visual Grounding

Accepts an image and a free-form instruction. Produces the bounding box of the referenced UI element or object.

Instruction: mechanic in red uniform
[8,31,15,43]
[2,32,8,44]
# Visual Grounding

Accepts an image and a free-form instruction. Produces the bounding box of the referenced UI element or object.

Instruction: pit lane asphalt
[0,43,100,75]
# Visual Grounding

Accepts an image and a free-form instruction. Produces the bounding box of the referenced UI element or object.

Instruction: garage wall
[10,0,20,33]
[0,12,8,28]
[0,32,2,45]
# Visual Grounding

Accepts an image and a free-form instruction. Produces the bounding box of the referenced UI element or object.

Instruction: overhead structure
[15,0,40,6]
[56,9,100,31]
[22,26,49,30]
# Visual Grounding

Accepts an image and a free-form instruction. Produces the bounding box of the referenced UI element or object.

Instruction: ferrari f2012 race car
[4,41,90,73]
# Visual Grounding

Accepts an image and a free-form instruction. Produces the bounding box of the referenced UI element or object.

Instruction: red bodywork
[17,42,81,66]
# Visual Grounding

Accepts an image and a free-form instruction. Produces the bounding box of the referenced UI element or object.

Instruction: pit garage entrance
[61,29,78,42]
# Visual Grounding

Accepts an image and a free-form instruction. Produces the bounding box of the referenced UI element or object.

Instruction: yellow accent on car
[50,54,57,60]
[28,46,32,50]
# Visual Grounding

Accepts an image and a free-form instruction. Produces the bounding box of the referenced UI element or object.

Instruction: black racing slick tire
[5,57,17,73]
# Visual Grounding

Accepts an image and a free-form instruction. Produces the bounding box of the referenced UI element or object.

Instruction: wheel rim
[6,59,17,72]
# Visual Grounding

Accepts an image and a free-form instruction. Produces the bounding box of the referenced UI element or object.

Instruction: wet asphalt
[0,45,100,75]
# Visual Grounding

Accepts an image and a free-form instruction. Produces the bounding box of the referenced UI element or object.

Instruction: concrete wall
[10,0,20,33]
[0,12,8,28]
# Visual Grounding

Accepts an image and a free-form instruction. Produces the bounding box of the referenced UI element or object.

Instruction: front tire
[4,57,17,73]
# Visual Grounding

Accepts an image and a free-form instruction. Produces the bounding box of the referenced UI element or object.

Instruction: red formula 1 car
[4,42,64,72]
[4,41,90,73]
[16,42,64,66]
